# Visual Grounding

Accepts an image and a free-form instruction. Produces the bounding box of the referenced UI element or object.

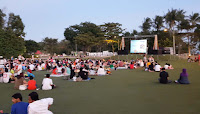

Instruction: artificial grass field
[0,56,200,114]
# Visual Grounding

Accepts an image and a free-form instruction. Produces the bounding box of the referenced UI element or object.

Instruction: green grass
[0,56,200,114]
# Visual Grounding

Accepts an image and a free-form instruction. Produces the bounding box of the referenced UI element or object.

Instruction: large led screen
[130,40,147,53]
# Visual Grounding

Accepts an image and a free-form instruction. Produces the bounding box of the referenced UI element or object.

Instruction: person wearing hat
[42,74,55,90]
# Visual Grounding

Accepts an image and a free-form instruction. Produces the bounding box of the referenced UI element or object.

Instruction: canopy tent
[35,50,42,55]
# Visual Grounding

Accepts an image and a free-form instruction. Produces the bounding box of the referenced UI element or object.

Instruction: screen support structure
[120,35,159,51]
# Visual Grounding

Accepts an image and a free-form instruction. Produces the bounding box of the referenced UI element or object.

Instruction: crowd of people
[0,54,194,113]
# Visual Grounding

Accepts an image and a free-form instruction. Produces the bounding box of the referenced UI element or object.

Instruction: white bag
[19,85,27,91]
[73,77,77,81]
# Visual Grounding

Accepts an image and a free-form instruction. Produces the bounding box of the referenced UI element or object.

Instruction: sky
[0,0,200,42]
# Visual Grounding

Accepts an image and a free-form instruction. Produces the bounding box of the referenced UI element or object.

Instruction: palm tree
[140,17,152,34]
[179,19,191,54]
[188,13,200,54]
[153,15,164,32]
[164,9,186,54]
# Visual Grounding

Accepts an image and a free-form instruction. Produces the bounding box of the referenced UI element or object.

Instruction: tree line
[0,8,199,58]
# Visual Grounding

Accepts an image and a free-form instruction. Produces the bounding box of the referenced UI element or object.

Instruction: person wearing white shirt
[28,92,53,114]
[164,63,169,70]
[41,63,46,70]
[154,64,161,72]
[0,56,4,68]
[37,64,42,71]
[140,60,144,67]
[57,65,62,73]
[17,61,22,75]
[29,64,35,71]
[3,68,12,83]
[42,74,54,90]
[97,66,106,75]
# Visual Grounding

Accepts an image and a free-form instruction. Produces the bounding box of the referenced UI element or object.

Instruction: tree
[131,29,138,36]
[74,32,96,52]
[42,37,58,55]
[56,39,72,55]
[140,17,152,34]
[0,11,26,58]
[0,9,6,29]
[188,13,200,53]
[64,22,104,52]
[64,27,77,44]
[153,16,164,32]
[25,40,40,54]
[7,13,25,37]
[164,9,186,54]
[100,22,123,53]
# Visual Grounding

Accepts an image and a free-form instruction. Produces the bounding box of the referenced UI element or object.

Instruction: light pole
[172,31,176,55]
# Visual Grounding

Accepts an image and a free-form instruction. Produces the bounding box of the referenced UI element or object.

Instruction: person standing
[17,60,22,75]
[11,93,29,114]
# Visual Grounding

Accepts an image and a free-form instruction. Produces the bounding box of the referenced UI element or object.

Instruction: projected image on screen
[130,40,147,53]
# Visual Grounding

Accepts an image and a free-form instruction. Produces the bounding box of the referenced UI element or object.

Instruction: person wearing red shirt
[27,66,32,73]
[27,76,37,90]
[129,62,134,69]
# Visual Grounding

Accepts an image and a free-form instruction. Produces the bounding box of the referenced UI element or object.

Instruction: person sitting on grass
[78,67,89,80]
[168,63,174,69]
[97,66,106,76]
[164,63,169,70]
[42,74,55,90]
[11,93,29,114]
[154,63,161,72]
[37,63,42,71]
[3,68,12,83]
[9,67,15,83]
[109,63,114,70]
[51,67,57,75]
[129,62,134,69]
[28,92,54,114]
[65,65,71,75]
[57,65,62,74]
[89,68,96,75]
[27,66,32,74]
[119,60,125,67]
[159,68,172,84]
[27,76,37,90]
[146,60,151,69]
[14,73,27,90]
[175,69,190,84]
[148,62,155,72]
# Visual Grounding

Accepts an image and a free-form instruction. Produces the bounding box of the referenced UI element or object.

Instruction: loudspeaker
[118,50,128,55]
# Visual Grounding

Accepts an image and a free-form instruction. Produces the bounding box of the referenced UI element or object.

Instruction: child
[27,76,37,90]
